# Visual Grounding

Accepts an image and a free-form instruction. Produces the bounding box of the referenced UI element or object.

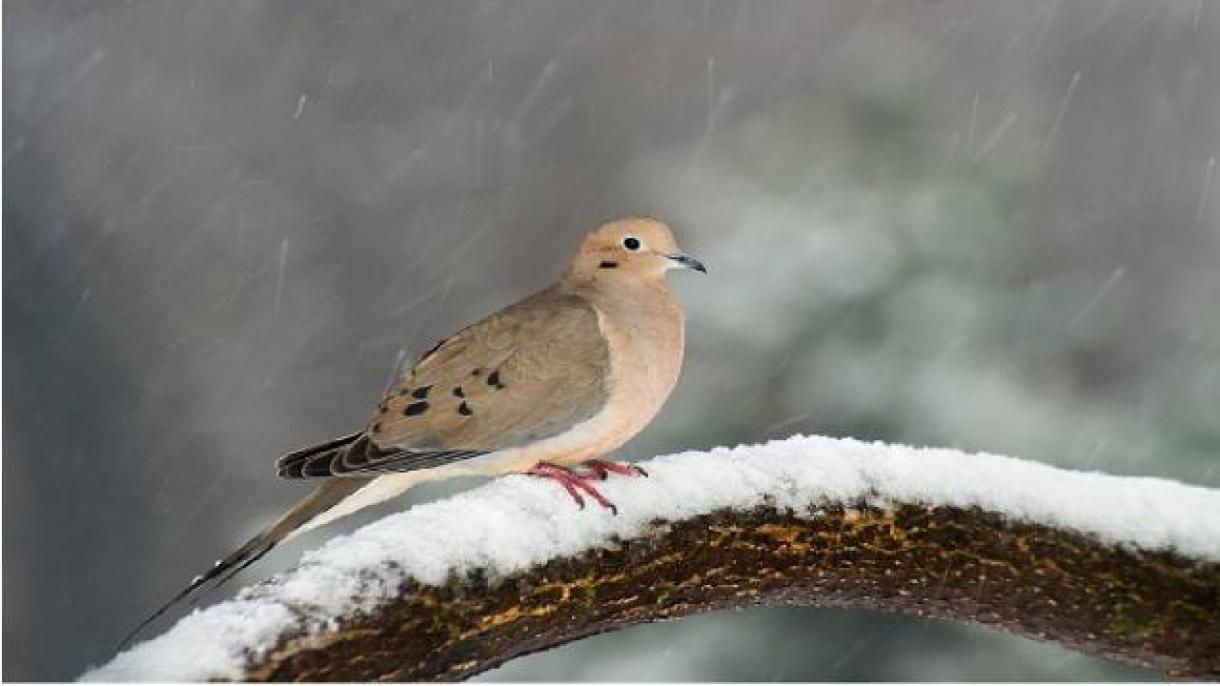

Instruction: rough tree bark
[246,501,1218,681]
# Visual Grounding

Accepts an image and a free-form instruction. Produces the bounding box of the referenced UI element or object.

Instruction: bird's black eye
[622,236,641,251]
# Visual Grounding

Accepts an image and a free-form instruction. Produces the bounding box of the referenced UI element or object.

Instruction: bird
[119,215,706,649]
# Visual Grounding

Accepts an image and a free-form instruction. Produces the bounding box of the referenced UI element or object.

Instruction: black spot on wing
[412,385,432,399]
[458,401,473,416]
[486,370,505,389]
[453,386,465,398]
[403,401,429,416]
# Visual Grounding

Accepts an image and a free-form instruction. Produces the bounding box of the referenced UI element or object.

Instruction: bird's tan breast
[587,286,685,452]
[449,282,685,474]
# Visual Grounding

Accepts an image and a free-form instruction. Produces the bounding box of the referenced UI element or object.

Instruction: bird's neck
[558,275,685,452]
[571,275,685,392]
[562,275,678,322]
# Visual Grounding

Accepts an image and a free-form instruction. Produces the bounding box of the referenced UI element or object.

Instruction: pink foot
[578,458,648,480]
[527,462,618,514]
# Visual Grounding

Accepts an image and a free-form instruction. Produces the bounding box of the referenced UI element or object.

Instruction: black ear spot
[403,401,429,417]
[599,260,618,269]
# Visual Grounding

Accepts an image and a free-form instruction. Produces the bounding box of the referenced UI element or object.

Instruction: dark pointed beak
[668,252,708,274]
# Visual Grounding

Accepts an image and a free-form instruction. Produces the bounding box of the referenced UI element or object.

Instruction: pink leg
[527,463,585,508]
[579,458,649,480]
[527,462,618,514]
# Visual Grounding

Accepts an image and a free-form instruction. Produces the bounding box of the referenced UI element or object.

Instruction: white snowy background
[6,1,1219,681]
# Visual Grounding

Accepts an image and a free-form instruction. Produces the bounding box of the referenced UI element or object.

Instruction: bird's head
[566,216,706,284]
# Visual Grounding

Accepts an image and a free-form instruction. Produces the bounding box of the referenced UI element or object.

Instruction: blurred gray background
[5,0,1218,680]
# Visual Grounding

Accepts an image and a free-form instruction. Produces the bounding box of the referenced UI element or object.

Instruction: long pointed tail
[117,476,371,651]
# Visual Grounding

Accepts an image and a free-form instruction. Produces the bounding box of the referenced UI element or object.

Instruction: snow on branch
[84,435,1220,681]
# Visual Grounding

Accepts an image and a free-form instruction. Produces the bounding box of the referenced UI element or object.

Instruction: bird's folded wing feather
[279,287,613,478]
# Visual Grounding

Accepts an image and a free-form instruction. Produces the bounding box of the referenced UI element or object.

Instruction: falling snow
[7,2,1217,681]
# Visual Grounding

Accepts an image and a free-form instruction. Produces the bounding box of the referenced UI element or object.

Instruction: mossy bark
[241,502,1219,681]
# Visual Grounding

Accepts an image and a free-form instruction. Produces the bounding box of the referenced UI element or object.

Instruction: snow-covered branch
[84,435,1220,681]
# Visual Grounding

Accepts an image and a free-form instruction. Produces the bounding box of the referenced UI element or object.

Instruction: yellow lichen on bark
[239,503,1219,681]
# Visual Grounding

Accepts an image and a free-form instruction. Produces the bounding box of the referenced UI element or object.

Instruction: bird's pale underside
[120,215,705,649]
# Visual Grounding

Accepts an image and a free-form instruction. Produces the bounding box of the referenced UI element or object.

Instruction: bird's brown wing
[279,286,612,478]
[275,433,486,478]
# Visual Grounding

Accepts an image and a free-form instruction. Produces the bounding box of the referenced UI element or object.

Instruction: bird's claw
[578,458,648,480]
[527,462,618,513]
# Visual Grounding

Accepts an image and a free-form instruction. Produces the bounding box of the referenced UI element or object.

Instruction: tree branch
[85,436,1220,681]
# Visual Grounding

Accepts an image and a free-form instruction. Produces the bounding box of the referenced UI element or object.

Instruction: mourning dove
[122,215,705,646]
